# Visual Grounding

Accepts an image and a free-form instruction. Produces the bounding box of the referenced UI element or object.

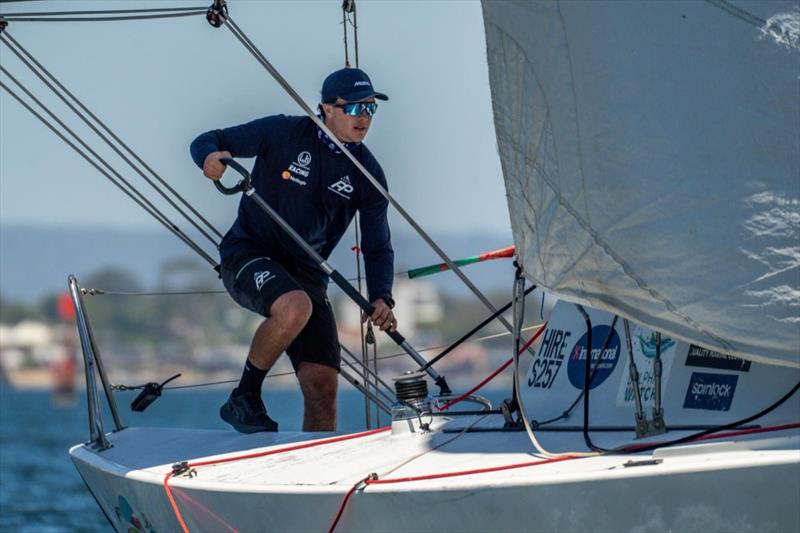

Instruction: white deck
[71,414,800,532]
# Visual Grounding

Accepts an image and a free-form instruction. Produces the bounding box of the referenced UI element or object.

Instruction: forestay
[482,0,800,366]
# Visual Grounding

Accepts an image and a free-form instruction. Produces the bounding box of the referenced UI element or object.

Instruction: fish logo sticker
[616,325,677,407]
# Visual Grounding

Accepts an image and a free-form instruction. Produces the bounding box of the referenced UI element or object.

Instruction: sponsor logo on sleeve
[566,325,621,390]
[683,372,738,411]
[328,175,354,199]
[685,344,751,372]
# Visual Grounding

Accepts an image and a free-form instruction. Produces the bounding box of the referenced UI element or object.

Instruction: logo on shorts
[329,175,354,199]
[254,270,275,291]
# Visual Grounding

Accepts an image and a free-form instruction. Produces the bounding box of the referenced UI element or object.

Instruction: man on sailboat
[190,67,397,433]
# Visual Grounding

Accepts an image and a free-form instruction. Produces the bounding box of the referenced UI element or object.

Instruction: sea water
[0,385,508,531]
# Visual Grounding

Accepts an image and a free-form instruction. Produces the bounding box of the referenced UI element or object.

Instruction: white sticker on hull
[616,325,677,407]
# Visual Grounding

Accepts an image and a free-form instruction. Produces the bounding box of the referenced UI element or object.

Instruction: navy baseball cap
[321,68,389,103]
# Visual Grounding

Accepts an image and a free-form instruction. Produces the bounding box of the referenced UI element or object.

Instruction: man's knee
[269,290,312,334]
[298,364,338,405]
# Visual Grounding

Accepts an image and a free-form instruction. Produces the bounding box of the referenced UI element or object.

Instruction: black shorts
[220,250,340,372]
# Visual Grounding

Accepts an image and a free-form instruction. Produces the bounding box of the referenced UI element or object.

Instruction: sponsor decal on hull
[616,326,677,407]
[683,372,738,411]
[685,344,751,372]
[527,328,571,389]
[566,325,621,390]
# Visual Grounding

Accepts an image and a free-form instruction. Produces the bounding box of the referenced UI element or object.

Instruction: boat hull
[71,426,800,532]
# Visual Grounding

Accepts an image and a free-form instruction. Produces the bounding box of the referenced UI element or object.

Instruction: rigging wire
[341,0,358,68]
[0,13,207,23]
[341,1,369,423]
[512,274,596,458]
[108,324,543,392]
[0,31,224,247]
[422,285,536,371]
[76,266,422,296]
[0,76,217,267]
[0,7,208,23]
[0,62,191,242]
[0,6,208,17]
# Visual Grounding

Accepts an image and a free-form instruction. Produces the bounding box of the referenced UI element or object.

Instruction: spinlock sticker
[683,372,738,412]
[685,344,751,372]
[566,325,621,390]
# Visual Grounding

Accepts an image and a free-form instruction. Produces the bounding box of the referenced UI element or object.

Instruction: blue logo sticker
[566,325,621,390]
[683,372,738,412]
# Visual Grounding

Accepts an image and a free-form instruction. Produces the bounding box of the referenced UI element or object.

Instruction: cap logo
[353,81,371,87]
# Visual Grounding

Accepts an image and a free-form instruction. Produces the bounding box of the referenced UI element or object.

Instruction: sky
[0,0,511,242]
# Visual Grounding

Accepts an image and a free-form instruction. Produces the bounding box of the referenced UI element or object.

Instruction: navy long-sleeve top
[190,115,394,303]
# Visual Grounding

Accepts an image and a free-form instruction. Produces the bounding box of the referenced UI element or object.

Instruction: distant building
[0,320,62,368]
[335,279,443,346]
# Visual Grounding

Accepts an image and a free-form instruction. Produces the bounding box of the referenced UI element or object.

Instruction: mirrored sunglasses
[334,102,378,117]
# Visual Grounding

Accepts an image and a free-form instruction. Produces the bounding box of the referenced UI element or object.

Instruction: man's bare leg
[221,290,312,433]
[297,362,338,431]
[247,290,312,371]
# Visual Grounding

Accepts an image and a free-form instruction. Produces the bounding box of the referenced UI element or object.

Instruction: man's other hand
[203,151,232,180]
[362,299,397,332]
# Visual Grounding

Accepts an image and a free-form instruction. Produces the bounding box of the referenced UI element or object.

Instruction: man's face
[322,98,375,143]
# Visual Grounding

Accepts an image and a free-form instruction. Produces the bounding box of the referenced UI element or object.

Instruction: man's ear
[320,103,333,117]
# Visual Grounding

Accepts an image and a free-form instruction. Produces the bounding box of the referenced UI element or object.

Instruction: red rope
[367,454,578,485]
[328,476,372,533]
[437,323,547,411]
[328,421,800,531]
[164,426,390,531]
[328,454,580,532]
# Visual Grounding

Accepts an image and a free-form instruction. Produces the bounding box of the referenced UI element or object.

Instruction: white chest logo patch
[297,151,312,167]
[329,175,354,199]
[254,270,275,291]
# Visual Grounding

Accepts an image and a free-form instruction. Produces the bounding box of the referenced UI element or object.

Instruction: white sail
[482,0,800,366]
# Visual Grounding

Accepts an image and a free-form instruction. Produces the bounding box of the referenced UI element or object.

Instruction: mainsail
[482,0,799,366]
